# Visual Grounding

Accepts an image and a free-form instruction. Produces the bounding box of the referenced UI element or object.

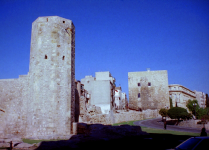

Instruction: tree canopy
[186,99,199,114]
[159,108,168,117]
[186,99,209,119]
[167,107,191,122]
[169,97,173,108]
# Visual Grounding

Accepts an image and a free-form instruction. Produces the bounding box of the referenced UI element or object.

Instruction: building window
[148,82,151,86]
[138,83,140,86]
[45,55,47,59]
[138,93,140,98]
[63,21,65,23]
[62,56,65,60]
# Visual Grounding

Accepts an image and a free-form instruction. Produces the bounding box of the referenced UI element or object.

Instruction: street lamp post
[193,103,197,119]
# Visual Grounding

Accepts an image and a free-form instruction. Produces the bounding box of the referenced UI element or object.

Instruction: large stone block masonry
[0,16,75,139]
[128,70,170,111]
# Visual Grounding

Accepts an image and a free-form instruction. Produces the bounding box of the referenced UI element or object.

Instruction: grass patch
[112,118,155,126]
[112,120,140,126]
[140,126,200,136]
[112,119,201,136]
[22,138,67,144]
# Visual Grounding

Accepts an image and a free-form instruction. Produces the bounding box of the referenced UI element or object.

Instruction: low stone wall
[75,122,148,137]
[114,110,143,123]
[178,119,209,130]
[79,109,160,125]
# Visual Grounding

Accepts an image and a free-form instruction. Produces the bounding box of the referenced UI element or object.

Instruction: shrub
[159,108,168,117]
[167,107,190,125]
[186,99,199,115]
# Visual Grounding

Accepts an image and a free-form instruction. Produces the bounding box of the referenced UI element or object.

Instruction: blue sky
[0,0,209,99]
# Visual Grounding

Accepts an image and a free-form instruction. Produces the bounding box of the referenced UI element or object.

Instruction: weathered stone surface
[178,119,209,130]
[14,142,34,148]
[79,96,87,115]
[128,70,170,111]
[87,105,102,115]
[0,143,10,147]
[79,108,158,125]
[0,16,75,139]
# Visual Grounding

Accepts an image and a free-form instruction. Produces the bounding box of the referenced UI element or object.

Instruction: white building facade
[169,84,196,109]
[81,71,115,114]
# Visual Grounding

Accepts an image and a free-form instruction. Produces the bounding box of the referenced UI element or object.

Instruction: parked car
[167,137,209,150]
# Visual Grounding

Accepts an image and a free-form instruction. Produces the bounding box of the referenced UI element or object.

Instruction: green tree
[196,108,207,119]
[205,107,209,115]
[186,113,193,120]
[186,99,199,116]
[167,107,190,125]
[169,97,173,108]
[159,108,168,120]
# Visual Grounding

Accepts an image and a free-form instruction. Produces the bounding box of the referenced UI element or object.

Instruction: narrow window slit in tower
[62,56,65,60]
[45,55,47,59]
[47,18,48,22]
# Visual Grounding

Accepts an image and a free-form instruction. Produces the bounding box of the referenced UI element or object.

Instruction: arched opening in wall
[45,55,47,59]
[63,21,65,23]
[62,56,65,60]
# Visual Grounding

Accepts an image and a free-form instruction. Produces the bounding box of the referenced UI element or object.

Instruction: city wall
[0,75,29,138]
[0,16,75,140]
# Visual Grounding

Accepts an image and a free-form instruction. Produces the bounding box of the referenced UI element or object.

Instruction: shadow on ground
[35,133,194,150]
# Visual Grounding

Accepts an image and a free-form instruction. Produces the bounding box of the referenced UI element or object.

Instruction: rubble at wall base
[79,109,160,125]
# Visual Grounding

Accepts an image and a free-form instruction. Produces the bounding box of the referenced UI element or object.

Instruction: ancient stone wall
[79,109,158,125]
[178,119,209,130]
[0,75,29,138]
[25,16,75,139]
[0,16,75,139]
[128,70,169,111]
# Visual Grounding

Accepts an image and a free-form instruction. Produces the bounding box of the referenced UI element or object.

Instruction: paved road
[134,117,209,134]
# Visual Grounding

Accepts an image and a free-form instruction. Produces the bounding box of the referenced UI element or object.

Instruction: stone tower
[26,16,75,139]
[128,70,169,111]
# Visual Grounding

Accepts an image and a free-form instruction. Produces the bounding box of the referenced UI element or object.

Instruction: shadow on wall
[75,89,80,122]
